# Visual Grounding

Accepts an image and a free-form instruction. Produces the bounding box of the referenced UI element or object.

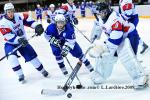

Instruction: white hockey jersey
[0,13,38,44]
[66,3,76,20]
[99,11,135,54]
[119,0,137,19]
[46,10,56,23]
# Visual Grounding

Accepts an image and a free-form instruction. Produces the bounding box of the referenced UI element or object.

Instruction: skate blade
[41,89,65,96]
[134,82,149,90]
[140,46,150,55]
[20,80,26,84]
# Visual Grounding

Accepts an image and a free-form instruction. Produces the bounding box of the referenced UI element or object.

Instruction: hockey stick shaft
[0,34,36,61]
[62,46,94,92]
[57,43,82,86]
[41,41,95,96]
[65,56,82,85]
[72,24,92,43]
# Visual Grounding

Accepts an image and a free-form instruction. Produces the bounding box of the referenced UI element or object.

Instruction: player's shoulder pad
[46,23,57,35]
[0,20,12,35]
[65,23,74,33]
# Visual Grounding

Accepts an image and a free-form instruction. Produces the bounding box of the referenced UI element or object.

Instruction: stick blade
[41,89,65,96]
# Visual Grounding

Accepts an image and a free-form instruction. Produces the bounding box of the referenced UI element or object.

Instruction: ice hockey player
[90,2,148,89]
[44,14,94,76]
[119,0,148,54]
[35,4,43,23]
[66,0,78,25]
[80,2,86,17]
[45,4,56,24]
[0,3,49,83]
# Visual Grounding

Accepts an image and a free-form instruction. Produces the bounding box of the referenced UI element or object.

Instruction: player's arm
[44,25,61,47]
[0,25,28,46]
[106,21,123,55]
[128,14,139,27]
[0,26,18,44]
[61,28,76,57]
[22,13,44,36]
[72,5,78,25]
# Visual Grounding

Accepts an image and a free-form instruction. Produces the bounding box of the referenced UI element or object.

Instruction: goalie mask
[96,2,111,22]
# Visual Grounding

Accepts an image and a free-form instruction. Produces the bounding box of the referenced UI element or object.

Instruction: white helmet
[49,4,55,8]
[54,9,65,15]
[4,3,14,11]
[55,14,65,22]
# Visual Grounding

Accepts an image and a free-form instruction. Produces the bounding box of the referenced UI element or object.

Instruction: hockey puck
[76,84,83,89]
[67,93,72,98]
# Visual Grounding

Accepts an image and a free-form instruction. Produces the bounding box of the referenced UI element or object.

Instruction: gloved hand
[90,20,102,42]
[16,29,24,36]
[47,18,51,23]
[61,45,71,57]
[18,38,28,47]
[73,18,78,25]
[49,36,61,47]
[35,24,44,36]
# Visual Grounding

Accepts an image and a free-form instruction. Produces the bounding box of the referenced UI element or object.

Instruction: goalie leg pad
[118,38,147,87]
[91,56,117,84]
[95,55,118,79]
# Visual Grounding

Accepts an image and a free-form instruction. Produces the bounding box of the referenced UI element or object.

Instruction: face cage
[97,9,108,19]
[55,20,66,25]
[5,9,15,13]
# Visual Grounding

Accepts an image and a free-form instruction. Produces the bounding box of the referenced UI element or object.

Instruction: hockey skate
[133,75,149,90]
[42,70,49,77]
[140,43,148,54]
[18,75,26,84]
[61,67,68,76]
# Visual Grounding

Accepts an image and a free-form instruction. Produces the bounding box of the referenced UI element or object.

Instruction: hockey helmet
[4,3,14,11]
[96,2,111,20]
[49,4,55,8]
[60,5,68,11]
[55,14,66,22]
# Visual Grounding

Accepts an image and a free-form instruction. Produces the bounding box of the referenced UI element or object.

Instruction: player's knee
[30,57,41,67]
[8,55,20,67]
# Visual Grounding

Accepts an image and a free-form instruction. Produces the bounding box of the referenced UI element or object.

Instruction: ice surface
[0,18,150,100]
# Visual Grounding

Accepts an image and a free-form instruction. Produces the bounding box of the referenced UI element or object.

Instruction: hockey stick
[57,43,83,89]
[0,34,36,61]
[41,46,94,96]
[71,23,92,43]
[64,56,83,88]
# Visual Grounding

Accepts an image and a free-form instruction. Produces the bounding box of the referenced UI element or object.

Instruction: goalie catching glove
[61,45,71,57]
[88,41,108,58]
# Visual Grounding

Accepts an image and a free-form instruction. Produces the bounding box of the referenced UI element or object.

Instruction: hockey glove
[35,24,44,36]
[49,36,61,47]
[47,18,51,23]
[73,18,78,25]
[18,38,28,47]
[61,45,71,57]
[16,29,24,36]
